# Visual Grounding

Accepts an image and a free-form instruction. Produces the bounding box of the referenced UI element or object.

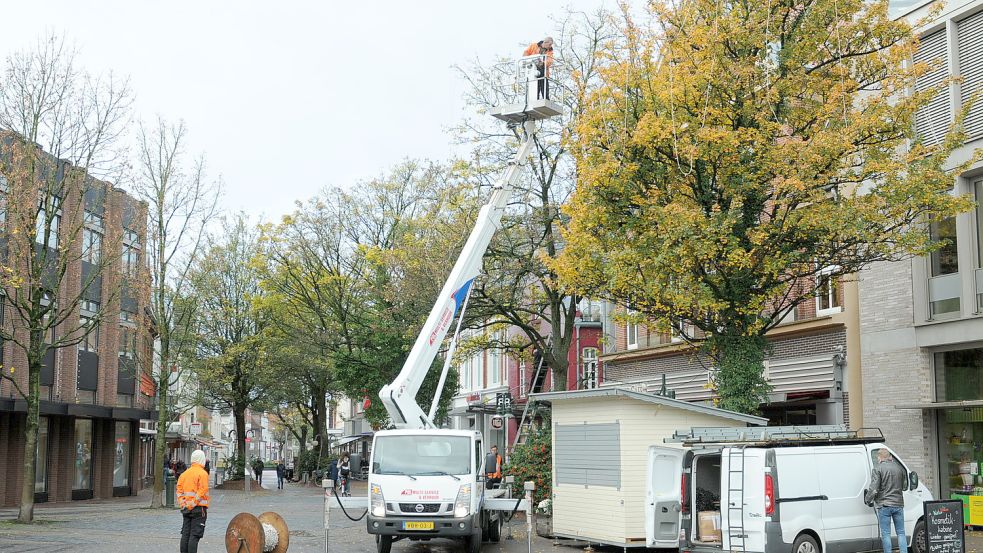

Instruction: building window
[35,196,62,249]
[119,325,136,359]
[931,217,960,277]
[73,419,93,491]
[581,348,598,389]
[816,266,842,316]
[114,422,130,488]
[518,362,527,398]
[975,180,983,311]
[83,226,102,263]
[35,417,49,493]
[626,308,638,350]
[929,216,961,317]
[121,244,139,277]
[80,316,99,353]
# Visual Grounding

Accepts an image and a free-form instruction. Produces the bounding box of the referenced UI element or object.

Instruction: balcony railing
[928,272,961,318]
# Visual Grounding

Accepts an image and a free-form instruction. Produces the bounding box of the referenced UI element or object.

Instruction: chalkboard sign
[924,500,965,553]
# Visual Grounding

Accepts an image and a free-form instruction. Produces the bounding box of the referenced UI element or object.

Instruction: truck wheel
[911,519,927,553]
[489,517,501,543]
[468,531,481,553]
[792,534,819,553]
[378,535,393,553]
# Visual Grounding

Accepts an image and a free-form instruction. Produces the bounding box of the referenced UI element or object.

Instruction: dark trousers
[535,68,549,99]
[277,476,284,489]
[180,509,206,553]
[485,476,501,489]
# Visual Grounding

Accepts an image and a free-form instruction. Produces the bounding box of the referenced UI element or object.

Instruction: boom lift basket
[489,54,563,123]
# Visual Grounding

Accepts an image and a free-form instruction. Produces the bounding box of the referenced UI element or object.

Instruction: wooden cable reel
[225,511,290,553]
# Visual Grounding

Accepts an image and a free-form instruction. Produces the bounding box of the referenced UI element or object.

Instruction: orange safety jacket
[176,462,210,512]
[486,454,503,479]
[522,42,554,75]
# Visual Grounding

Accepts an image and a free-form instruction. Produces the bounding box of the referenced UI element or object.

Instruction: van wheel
[489,517,501,543]
[377,536,393,553]
[792,534,819,553]
[468,531,482,553]
[912,520,927,553]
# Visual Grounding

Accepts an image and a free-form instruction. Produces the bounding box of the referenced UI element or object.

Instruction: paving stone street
[0,470,557,553]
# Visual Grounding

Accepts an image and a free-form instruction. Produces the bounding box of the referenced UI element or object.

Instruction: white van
[645,426,932,553]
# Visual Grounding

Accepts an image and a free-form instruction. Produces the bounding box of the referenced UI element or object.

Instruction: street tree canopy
[553,0,977,412]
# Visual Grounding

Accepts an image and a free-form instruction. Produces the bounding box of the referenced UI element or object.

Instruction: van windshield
[373,435,471,476]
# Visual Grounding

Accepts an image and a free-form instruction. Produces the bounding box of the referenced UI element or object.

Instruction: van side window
[870,448,908,491]
[475,442,482,472]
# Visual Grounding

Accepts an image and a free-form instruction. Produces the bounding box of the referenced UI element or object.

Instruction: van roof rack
[666,425,886,447]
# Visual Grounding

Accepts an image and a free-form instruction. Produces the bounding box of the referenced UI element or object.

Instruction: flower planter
[536,515,554,538]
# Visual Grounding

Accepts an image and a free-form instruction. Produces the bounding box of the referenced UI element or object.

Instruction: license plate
[403,521,434,531]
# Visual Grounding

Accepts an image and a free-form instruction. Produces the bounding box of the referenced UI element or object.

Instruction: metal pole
[524,481,535,553]
[323,478,332,553]
[505,475,514,540]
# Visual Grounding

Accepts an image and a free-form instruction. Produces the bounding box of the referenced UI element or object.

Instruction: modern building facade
[0,138,156,506]
[859,0,983,501]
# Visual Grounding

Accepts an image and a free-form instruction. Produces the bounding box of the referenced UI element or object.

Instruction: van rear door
[646,446,685,548]
[722,448,767,553]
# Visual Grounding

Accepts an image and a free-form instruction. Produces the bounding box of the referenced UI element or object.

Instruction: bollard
[524,481,535,553]
[165,468,176,508]
[323,478,333,553]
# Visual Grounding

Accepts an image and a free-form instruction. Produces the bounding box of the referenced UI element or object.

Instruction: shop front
[934,349,983,526]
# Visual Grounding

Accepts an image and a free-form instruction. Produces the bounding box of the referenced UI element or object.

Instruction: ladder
[512,342,551,447]
[725,447,747,553]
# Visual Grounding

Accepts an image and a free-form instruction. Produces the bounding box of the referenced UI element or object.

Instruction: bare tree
[129,117,219,507]
[452,10,614,390]
[0,33,132,522]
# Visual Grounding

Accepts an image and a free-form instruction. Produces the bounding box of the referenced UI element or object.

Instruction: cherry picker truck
[327,54,562,553]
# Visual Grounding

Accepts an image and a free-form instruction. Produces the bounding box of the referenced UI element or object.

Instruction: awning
[332,434,372,448]
[896,400,983,410]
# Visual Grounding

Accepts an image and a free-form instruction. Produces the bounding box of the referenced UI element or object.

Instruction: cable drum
[225,511,290,553]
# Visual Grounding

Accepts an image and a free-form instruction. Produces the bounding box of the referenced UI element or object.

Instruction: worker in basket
[522,36,554,99]
[484,445,504,489]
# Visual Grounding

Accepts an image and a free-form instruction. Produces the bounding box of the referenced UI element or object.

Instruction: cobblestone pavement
[0,470,556,553]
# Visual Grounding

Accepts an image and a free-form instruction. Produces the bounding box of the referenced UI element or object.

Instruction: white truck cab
[646,426,933,553]
[367,429,503,553]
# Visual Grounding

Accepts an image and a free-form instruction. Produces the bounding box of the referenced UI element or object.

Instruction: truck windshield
[373,435,471,476]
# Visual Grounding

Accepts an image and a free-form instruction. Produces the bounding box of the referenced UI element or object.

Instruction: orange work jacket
[486,454,503,479]
[176,462,210,512]
[522,42,554,75]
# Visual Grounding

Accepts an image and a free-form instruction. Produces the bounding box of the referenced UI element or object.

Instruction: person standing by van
[865,449,907,553]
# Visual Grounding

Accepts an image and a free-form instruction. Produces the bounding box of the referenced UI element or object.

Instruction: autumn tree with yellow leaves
[554,0,977,413]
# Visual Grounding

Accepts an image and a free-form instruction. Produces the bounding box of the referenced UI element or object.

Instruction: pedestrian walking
[276,460,286,489]
[203,458,210,474]
[865,449,908,553]
[177,449,210,553]
[484,445,503,489]
[338,454,352,496]
[522,36,554,99]
[176,459,187,479]
[252,458,264,485]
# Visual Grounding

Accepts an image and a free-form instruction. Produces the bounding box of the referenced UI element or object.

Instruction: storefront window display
[936,349,983,524]
[114,421,130,488]
[74,418,93,490]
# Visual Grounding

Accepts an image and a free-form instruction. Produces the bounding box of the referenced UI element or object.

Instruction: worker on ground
[177,449,210,553]
[865,449,907,553]
[484,445,503,489]
[522,36,554,99]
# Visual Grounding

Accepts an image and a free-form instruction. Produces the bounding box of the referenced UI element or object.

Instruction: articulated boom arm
[380,120,538,429]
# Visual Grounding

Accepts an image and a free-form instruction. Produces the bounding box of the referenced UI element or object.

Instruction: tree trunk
[311,388,328,460]
[707,333,770,414]
[234,408,247,479]
[299,425,308,459]
[150,370,169,508]
[17,356,41,523]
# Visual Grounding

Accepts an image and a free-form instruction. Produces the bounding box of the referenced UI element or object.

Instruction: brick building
[0,139,155,506]
[859,0,983,501]
[449,299,605,450]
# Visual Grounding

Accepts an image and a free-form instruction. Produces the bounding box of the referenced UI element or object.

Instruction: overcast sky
[1,0,918,222]
[0,1,617,221]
